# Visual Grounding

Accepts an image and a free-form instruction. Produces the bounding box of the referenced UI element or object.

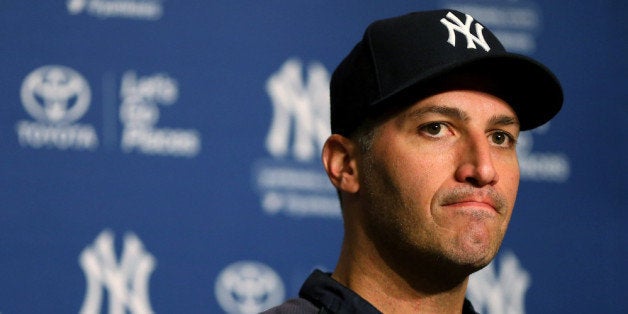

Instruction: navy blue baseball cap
[330,9,563,135]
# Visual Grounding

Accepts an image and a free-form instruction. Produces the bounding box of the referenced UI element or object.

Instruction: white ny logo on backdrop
[79,230,156,314]
[467,251,531,314]
[440,12,491,51]
[265,58,330,162]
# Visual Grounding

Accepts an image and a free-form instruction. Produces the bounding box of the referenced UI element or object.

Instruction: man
[264,9,562,313]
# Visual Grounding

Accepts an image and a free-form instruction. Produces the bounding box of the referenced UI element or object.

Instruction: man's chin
[446,246,497,273]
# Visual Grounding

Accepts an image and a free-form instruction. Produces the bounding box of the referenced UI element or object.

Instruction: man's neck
[332,236,470,314]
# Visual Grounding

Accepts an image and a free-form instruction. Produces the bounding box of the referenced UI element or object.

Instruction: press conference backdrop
[1,1,625,313]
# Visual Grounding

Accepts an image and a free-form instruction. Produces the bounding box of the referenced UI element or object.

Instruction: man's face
[358,89,520,271]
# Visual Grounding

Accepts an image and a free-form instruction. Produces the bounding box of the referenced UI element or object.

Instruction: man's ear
[322,134,360,194]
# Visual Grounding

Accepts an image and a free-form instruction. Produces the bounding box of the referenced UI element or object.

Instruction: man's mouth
[439,188,506,214]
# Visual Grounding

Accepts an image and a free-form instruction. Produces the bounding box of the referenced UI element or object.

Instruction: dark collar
[299,270,381,313]
[299,269,478,314]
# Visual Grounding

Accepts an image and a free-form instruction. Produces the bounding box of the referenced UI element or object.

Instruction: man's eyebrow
[405,105,520,128]
[489,115,520,128]
[405,105,469,121]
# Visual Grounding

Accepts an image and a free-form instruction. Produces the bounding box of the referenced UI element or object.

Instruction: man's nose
[454,133,499,187]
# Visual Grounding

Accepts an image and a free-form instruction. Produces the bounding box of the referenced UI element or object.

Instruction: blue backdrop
[1,1,626,313]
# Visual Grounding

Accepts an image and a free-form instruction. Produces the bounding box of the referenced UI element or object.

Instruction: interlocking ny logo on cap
[440,12,490,52]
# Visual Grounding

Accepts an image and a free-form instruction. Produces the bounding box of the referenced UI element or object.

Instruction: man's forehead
[400,89,520,125]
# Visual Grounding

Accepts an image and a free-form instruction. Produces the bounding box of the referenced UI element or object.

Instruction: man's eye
[490,131,515,147]
[419,122,449,137]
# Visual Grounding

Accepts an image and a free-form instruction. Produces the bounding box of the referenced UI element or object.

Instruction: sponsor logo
[119,71,201,157]
[79,230,156,314]
[441,11,491,51]
[518,124,570,182]
[252,58,340,218]
[67,0,163,20]
[16,65,98,151]
[442,1,542,53]
[467,251,530,314]
[215,261,285,314]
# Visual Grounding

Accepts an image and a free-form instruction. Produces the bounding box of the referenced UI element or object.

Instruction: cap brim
[371,53,564,131]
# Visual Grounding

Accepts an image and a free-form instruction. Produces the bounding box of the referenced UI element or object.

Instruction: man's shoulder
[261,297,319,314]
